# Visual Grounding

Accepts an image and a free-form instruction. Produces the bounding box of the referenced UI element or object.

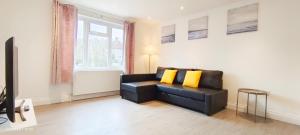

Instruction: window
[75,15,124,70]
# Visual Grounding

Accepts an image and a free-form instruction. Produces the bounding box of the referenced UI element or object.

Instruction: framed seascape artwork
[161,24,175,44]
[227,3,259,35]
[188,16,208,40]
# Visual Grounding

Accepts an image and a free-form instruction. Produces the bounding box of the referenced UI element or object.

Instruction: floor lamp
[146,54,153,73]
[144,46,156,73]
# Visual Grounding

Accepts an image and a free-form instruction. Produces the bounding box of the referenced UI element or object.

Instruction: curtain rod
[59,0,126,23]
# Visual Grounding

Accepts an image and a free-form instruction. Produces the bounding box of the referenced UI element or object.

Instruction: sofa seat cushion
[156,83,206,101]
[121,81,160,93]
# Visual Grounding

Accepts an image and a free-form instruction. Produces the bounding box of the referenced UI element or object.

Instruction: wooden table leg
[236,91,239,116]
[247,93,249,114]
[265,94,268,120]
[255,94,257,122]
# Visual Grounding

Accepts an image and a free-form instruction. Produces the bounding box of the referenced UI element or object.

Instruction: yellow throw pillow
[183,71,202,88]
[160,70,178,84]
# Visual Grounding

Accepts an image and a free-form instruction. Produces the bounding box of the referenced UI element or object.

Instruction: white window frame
[75,14,124,71]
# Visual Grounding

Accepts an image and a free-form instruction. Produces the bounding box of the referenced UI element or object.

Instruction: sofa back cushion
[156,67,168,80]
[175,68,189,84]
[195,69,223,90]
[156,67,223,90]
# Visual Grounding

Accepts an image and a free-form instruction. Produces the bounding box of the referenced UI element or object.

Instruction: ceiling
[66,0,241,21]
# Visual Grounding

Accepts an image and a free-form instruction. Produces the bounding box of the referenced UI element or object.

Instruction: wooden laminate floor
[4,96,300,135]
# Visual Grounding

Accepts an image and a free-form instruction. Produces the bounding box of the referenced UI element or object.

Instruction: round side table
[236,88,269,122]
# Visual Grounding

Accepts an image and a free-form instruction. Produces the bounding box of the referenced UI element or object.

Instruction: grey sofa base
[157,92,206,112]
[121,89,156,103]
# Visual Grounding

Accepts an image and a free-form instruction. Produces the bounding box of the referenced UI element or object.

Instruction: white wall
[159,0,300,125]
[0,0,73,105]
[134,20,160,74]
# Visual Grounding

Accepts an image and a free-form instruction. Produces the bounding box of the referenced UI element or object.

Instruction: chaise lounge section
[120,67,228,116]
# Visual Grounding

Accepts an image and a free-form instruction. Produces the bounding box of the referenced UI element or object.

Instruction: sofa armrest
[120,74,157,83]
[204,89,228,115]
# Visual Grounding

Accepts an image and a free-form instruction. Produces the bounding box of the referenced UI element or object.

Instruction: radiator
[73,70,123,96]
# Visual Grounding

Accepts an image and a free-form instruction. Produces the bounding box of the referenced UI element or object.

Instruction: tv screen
[5,37,18,122]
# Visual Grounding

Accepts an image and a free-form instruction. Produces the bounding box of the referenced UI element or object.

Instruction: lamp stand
[148,54,151,73]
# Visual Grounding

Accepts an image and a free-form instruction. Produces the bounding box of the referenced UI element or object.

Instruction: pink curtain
[124,21,135,74]
[51,0,77,84]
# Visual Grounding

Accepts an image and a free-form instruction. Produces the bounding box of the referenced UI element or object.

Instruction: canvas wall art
[161,24,175,44]
[188,16,208,40]
[227,3,258,35]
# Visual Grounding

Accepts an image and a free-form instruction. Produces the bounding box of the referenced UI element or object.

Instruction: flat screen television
[0,37,19,123]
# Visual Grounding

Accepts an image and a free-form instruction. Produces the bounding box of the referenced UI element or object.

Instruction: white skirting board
[227,103,300,126]
[31,91,120,106]
[72,91,120,101]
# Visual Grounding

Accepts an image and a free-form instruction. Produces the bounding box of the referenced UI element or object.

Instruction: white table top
[0,99,37,133]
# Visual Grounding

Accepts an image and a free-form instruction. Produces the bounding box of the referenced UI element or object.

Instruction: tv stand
[0,88,29,122]
[0,100,29,122]
[0,99,36,133]
[0,87,6,112]
[15,100,28,121]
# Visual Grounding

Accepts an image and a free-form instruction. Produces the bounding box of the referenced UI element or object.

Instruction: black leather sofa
[120,67,228,116]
